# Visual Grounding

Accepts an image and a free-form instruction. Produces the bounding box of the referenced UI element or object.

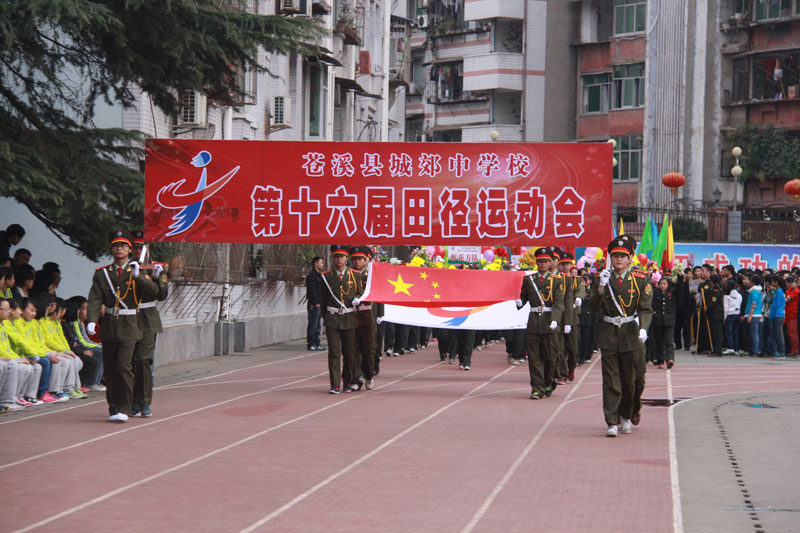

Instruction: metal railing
[616,205,727,242]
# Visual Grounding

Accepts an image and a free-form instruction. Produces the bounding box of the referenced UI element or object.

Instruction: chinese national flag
[361,263,525,308]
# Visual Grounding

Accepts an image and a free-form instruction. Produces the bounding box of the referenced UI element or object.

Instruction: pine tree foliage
[0,0,325,260]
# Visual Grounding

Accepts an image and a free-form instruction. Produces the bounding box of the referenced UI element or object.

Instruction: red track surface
[2,342,799,532]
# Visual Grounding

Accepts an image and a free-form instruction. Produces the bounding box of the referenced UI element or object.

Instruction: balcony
[461,124,522,143]
[464,0,523,21]
[429,98,490,130]
[463,53,523,92]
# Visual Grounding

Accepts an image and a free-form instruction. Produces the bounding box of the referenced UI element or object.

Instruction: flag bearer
[349,245,376,390]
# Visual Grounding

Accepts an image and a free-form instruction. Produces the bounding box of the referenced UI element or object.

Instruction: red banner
[362,262,525,308]
[144,140,612,246]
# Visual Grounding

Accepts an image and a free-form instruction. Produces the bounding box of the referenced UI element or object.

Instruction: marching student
[651,277,676,369]
[590,236,653,437]
[349,245,376,389]
[517,248,564,400]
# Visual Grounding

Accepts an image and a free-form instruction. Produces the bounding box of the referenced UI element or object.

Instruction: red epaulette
[96,265,110,271]
[351,269,361,273]
[633,272,646,279]
[322,270,332,275]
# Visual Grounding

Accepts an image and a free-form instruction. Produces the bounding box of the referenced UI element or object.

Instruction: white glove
[638,328,648,343]
[376,317,383,324]
[599,269,611,287]
[87,322,96,335]
[564,325,572,334]
[152,263,164,277]
[129,261,140,278]
[549,321,558,331]
[515,299,523,310]
[574,297,582,307]
[352,298,361,307]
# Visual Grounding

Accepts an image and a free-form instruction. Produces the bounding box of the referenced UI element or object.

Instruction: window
[755,0,792,20]
[614,0,646,35]
[431,62,463,101]
[612,63,645,109]
[731,0,748,16]
[308,65,327,137]
[731,58,750,102]
[612,135,642,182]
[752,52,800,100]
[582,73,611,114]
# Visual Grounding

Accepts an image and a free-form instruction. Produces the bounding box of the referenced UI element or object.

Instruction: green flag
[637,217,654,258]
[652,214,670,268]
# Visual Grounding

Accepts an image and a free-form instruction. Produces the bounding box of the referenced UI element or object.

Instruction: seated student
[37,295,87,398]
[0,298,42,410]
[63,297,103,390]
[12,266,34,299]
[15,296,74,402]
[30,270,58,298]
[5,298,61,403]
[12,248,31,270]
[0,267,13,299]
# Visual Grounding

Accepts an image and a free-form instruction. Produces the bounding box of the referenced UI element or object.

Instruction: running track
[1,342,799,532]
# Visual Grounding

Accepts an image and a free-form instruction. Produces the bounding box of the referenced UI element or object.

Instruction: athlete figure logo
[156,151,240,236]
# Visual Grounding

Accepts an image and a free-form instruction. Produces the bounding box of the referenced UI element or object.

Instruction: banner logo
[156,151,240,236]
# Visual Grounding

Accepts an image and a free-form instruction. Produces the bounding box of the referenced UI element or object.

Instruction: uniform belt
[112,308,138,316]
[603,315,636,326]
[327,306,355,315]
[138,301,156,309]
[358,304,372,311]
[529,306,552,313]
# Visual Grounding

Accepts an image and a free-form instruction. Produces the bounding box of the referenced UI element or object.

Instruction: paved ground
[1,339,798,532]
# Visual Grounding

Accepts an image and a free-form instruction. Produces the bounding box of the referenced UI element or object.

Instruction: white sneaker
[464,366,470,371]
[620,418,633,434]
[408,347,416,353]
[606,425,619,437]
[365,378,374,390]
[2,403,23,411]
[107,413,128,423]
[89,384,107,391]
[459,365,465,369]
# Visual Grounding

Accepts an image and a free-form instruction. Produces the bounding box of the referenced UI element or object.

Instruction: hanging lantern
[785,178,800,201]
[662,172,686,196]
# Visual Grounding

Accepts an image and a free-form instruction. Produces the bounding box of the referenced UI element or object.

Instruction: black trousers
[579,324,592,364]
[674,311,692,350]
[652,323,675,363]
[710,318,724,355]
[456,330,475,367]
[393,323,408,354]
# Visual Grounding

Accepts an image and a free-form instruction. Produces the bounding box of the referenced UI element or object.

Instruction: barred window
[612,135,642,182]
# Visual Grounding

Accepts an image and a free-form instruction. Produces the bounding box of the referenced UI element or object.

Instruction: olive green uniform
[353,269,376,381]
[520,271,565,395]
[133,269,168,410]
[88,262,158,416]
[321,267,362,389]
[558,274,586,380]
[590,269,653,426]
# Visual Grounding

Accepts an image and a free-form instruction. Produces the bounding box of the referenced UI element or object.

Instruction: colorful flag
[637,217,654,258]
[361,262,525,308]
[666,219,675,270]
[618,217,625,236]
[652,214,670,269]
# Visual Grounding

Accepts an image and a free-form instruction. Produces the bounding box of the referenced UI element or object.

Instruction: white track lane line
[461,356,601,533]
[667,369,684,533]
[0,352,321,426]
[13,361,443,533]
[239,365,518,533]
[0,372,327,471]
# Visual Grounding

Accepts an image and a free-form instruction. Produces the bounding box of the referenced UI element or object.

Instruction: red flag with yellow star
[361,263,525,308]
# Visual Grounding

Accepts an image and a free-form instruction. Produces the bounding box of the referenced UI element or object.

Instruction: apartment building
[405,0,578,144]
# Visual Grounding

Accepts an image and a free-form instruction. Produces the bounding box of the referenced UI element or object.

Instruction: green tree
[0,0,324,260]
[727,124,800,183]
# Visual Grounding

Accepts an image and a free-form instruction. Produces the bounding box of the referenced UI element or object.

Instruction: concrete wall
[154,310,307,367]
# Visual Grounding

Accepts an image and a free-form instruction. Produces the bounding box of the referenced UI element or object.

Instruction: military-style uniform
[321,245,362,392]
[652,280,676,366]
[590,236,653,431]
[556,252,585,381]
[350,246,376,384]
[131,231,169,414]
[707,280,724,356]
[87,230,158,417]
[519,248,565,398]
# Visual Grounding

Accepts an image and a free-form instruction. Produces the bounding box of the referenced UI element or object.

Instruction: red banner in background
[144,140,612,246]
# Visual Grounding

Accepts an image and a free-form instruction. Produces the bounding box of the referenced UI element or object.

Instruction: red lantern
[662,172,686,196]
[785,178,800,200]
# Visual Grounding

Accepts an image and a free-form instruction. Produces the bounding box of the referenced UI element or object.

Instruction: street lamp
[489,130,499,142]
[713,185,722,205]
[731,146,743,212]
[607,138,617,168]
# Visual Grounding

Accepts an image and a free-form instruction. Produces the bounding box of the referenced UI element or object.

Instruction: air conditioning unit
[417,14,429,28]
[279,0,301,14]
[408,81,417,94]
[178,90,208,127]
[417,133,428,142]
[272,96,291,126]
